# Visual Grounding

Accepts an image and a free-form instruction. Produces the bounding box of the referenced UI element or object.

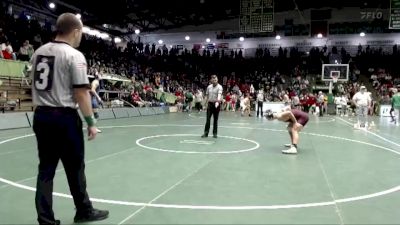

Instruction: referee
[201,75,223,138]
[31,13,108,225]
[256,90,264,117]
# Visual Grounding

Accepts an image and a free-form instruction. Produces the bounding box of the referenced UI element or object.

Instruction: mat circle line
[135,134,260,154]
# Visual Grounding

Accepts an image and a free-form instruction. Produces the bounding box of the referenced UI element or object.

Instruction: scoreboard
[390,0,400,29]
[240,0,274,33]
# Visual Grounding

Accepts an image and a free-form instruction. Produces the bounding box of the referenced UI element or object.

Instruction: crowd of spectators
[1,7,400,115]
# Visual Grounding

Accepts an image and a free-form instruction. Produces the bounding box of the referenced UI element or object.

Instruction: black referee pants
[257,101,263,117]
[204,102,220,135]
[33,107,92,224]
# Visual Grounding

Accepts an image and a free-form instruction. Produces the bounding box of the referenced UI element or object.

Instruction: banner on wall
[206,44,215,50]
[193,44,202,50]
[366,40,395,45]
[360,9,384,20]
[217,43,229,49]
[332,41,350,46]
[258,43,280,48]
[389,0,400,29]
[295,41,313,47]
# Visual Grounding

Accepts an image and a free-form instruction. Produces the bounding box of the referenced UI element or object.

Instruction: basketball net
[329,75,339,94]
[332,75,339,84]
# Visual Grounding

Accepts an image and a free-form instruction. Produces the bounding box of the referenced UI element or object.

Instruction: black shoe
[213,134,217,138]
[74,208,109,223]
[201,134,208,138]
[39,220,60,225]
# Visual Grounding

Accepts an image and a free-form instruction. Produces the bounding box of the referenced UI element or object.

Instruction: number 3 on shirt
[34,55,55,91]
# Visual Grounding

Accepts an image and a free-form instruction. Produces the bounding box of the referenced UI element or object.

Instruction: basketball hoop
[322,64,348,94]
[330,71,340,83]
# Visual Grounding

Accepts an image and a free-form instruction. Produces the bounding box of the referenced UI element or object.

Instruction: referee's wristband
[84,115,97,127]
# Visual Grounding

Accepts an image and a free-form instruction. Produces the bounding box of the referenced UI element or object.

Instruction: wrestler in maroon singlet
[265,108,308,154]
[289,109,309,126]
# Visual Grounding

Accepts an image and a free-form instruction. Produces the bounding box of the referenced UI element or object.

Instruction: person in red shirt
[304,94,316,113]
[2,48,13,59]
[175,88,183,98]
[289,89,296,99]
[131,91,144,107]
[143,82,152,92]
[231,93,237,112]
[225,92,231,111]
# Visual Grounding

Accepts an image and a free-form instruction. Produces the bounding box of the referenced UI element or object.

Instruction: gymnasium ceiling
[4,0,390,35]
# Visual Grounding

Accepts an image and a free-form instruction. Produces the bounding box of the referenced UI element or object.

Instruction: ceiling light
[114,37,122,43]
[89,30,100,36]
[82,26,90,34]
[99,33,109,40]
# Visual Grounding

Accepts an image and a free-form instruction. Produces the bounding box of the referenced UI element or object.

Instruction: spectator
[1,45,14,60]
[18,40,34,61]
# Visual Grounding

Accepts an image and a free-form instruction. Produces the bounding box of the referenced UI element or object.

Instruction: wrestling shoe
[282,146,297,154]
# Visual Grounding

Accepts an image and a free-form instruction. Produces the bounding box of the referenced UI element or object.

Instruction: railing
[0,75,32,112]
[99,89,177,105]
[0,59,29,78]
[0,60,180,110]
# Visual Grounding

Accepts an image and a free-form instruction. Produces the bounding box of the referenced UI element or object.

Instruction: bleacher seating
[0,74,33,112]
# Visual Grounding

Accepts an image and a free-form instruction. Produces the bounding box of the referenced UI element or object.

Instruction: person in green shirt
[185,89,194,113]
[391,86,400,126]
[159,92,167,106]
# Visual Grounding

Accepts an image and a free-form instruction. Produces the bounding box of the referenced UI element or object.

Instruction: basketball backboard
[321,64,349,82]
